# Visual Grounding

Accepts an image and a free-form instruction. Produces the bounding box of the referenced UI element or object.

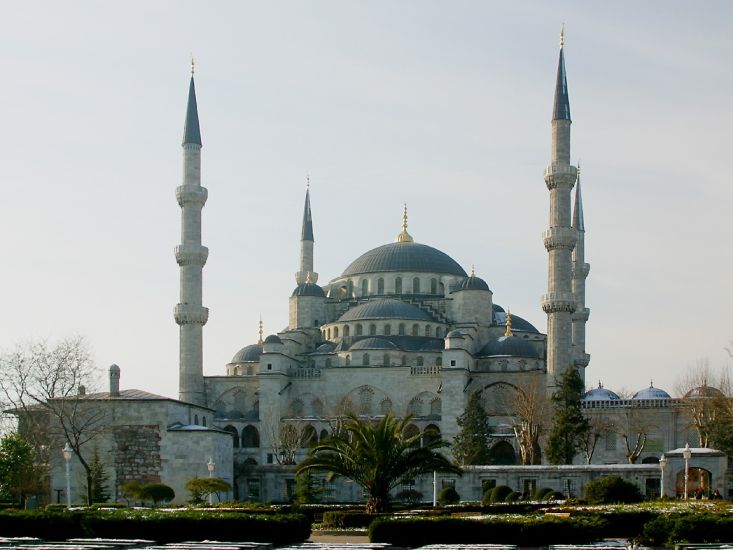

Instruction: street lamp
[62,443,72,509]
[682,443,692,500]
[207,458,215,505]
[658,454,667,499]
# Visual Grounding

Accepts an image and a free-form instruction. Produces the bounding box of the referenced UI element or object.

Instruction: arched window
[412,324,419,336]
[319,429,329,441]
[424,423,441,446]
[194,414,199,425]
[401,355,407,366]
[247,366,253,375]
[327,328,331,339]
[439,282,445,295]
[430,398,442,417]
[380,398,393,414]
[347,280,354,298]
[224,425,239,447]
[202,416,206,427]
[361,279,368,296]
[242,425,260,447]
[398,323,405,335]
[363,353,370,366]
[303,425,318,447]
[435,356,442,367]
[325,358,332,368]
[290,399,305,417]
[333,326,339,338]
[345,354,351,366]
[395,277,402,294]
[413,277,420,294]
[416,356,424,366]
[383,353,390,366]
[344,325,350,337]
[384,324,391,335]
[425,325,432,337]
[377,278,384,294]
[435,327,442,338]
[403,423,420,445]
[431,278,437,294]
[369,324,377,335]
[356,324,363,336]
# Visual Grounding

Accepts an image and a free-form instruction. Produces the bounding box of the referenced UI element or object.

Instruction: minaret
[174,61,209,406]
[571,166,591,371]
[542,28,578,385]
[295,177,318,284]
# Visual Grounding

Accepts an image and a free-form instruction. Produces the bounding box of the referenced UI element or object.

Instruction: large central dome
[342,242,467,277]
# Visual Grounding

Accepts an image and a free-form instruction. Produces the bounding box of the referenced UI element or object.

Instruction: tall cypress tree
[87,448,110,503]
[452,392,491,465]
[545,367,590,465]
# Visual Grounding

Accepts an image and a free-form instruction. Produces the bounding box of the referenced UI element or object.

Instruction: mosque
[44,35,728,505]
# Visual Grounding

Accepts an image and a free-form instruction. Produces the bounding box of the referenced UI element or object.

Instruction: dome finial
[191,55,195,76]
[560,23,565,48]
[470,264,475,277]
[306,271,314,284]
[505,308,513,337]
[258,316,264,345]
[395,203,414,243]
[306,172,310,190]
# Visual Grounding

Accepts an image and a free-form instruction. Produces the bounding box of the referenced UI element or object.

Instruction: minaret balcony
[176,185,208,207]
[544,163,577,190]
[174,303,209,326]
[175,244,209,266]
[543,227,577,251]
[572,262,591,278]
[541,292,577,313]
[574,352,591,368]
[572,307,590,322]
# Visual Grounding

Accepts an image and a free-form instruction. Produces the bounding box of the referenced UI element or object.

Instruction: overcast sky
[1,1,731,399]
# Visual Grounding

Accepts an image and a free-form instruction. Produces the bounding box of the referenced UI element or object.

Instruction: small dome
[264,334,282,344]
[493,306,539,333]
[455,275,490,292]
[479,336,542,359]
[348,337,398,350]
[342,242,467,277]
[446,330,465,338]
[315,342,335,353]
[338,298,434,322]
[632,383,671,400]
[684,385,725,399]
[231,344,263,363]
[291,282,326,297]
[584,383,620,401]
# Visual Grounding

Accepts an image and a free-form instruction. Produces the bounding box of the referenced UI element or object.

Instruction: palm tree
[295,413,462,513]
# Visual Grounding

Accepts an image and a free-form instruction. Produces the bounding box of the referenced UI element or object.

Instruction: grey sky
[1,1,731,398]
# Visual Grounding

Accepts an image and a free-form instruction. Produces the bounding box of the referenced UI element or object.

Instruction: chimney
[109,364,121,397]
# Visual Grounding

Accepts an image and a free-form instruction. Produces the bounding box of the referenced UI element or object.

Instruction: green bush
[138,483,175,506]
[437,486,460,506]
[504,491,520,503]
[533,486,553,500]
[545,491,565,501]
[394,489,423,504]
[369,516,606,547]
[640,513,733,546]
[489,485,513,504]
[584,476,641,504]
[0,509,311,544]
[321,511,384,528]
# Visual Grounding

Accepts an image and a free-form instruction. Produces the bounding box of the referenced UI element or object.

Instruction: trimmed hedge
[640,513,733,546]
[369,516,607,547]
[584,475,641,504]
[322,511,385,528]
[437,487,460,506]
[0,510,311,544]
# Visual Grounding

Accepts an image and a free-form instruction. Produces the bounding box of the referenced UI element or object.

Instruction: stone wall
[113,424,162,486]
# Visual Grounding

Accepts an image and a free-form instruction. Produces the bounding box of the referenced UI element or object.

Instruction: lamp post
[658,454,667,499]
[432,471,437,507]
[207,458,215,505]
[682,443,692,500]
[62,443,72,509]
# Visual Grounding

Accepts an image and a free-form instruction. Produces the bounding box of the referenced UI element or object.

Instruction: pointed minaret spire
[258,316,264,345]
[572,162,585,231]
[296,178,318,284]
[395,203,414,243]
[553,26,571,122]
[505,309,513,337]
[183,66,202,146]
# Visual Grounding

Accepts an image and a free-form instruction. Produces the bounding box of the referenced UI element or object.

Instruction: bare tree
[580,413,614,464]
[676,360,725,448]
[0,337,104,504]
[262,413,309,465]
[499,379,549,465]
[611,405,649,464]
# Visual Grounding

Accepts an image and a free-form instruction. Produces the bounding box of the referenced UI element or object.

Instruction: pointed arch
[241,425,260,448]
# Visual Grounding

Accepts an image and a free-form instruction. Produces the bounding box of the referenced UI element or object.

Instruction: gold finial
[560,24,565,48]
[395,203,414,243]
[504,309,513,337]
[191,55,195,76]
[258,316,264,345]
[306,172,310,190]
[470,265,476,277]
[576,159,581,179]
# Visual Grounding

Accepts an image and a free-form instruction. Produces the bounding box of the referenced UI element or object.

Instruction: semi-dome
[446,330,465,338]
[456,274,490,291]
[479,336,542,358]
[291,282,326,297]
[264,334,282,344]
[632,383,671,400]
[342,242,467,277]
[231,344,263,363]
[338,298,434,322]
[684,385,725,399]
[314,342,335,353]
[349,337,398,350]
[584,382,620,401]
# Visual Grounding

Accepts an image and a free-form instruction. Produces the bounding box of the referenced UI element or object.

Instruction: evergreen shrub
[489,485,513,503]
[640,514,733,547]
[583,476,641,504]
[504,491,520,502]
[533,487,553,500]
[321,511,383,528]
[437,487,460,506]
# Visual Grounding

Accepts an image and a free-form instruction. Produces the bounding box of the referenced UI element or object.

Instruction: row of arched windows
[324,354,442,368]
[323,323,445,340]
[357,277,443,296]
[223,424,260,448]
